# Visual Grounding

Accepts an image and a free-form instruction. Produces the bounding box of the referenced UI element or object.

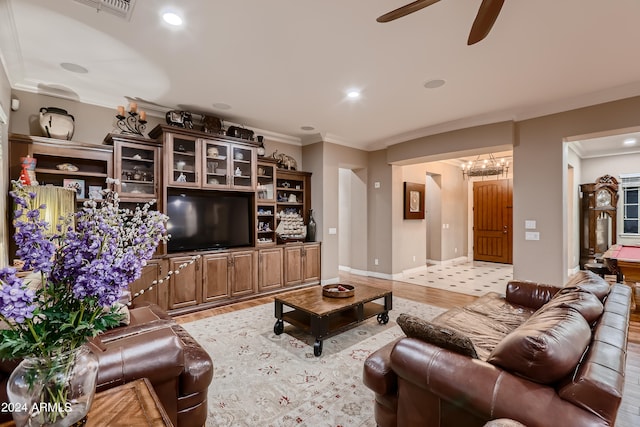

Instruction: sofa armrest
[88,327,185,390]
[363,338,400,396]
[171,324,213,395]
[390,338,609,427]
[505,280,562,310]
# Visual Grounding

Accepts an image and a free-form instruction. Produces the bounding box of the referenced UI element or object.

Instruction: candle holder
[115,111,147,136]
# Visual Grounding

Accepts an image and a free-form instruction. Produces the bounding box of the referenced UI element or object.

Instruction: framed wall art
[404,182,425,220]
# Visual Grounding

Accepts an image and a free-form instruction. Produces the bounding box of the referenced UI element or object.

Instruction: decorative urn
[39,107,75,140]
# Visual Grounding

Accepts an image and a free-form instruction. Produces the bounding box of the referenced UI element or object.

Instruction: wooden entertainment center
[8,125,320,315]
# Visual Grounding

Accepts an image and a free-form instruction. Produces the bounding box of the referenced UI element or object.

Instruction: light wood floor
[175,271,640,426]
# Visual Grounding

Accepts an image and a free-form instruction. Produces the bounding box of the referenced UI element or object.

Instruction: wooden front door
[473,179,513,263]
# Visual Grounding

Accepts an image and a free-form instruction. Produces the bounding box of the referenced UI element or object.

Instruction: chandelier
[461,153,510,179]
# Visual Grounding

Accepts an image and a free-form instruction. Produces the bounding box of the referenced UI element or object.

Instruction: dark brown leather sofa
[0,303,213,427]
[363,271,631,427]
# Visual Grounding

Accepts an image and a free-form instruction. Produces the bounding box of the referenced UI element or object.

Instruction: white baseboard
[321,277,339,285]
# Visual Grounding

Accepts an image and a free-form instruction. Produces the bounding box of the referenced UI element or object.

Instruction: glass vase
[7,345,99,427]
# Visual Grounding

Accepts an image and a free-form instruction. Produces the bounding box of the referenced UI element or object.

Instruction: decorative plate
[56,163,79,172]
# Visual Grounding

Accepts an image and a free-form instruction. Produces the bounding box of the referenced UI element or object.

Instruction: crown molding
[0,0,24,88]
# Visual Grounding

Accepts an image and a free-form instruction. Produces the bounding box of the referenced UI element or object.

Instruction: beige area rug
[181,297,446,427]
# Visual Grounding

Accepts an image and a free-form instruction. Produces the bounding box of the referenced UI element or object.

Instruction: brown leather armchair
[0,303,213,427]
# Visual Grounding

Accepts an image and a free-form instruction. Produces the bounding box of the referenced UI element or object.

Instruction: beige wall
[515,96,640,284]
[307,142,368,282]
[9,90,164,144]
[432,162,468,261]
[393,164,428,274]
[387,121,514,164]
[0,63,11,266]
[376,97,640,285]
[8,89,640,286]
[366,150,394,275]
[9,90,304,166]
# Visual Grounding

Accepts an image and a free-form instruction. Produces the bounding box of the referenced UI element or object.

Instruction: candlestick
[115,104,146,136]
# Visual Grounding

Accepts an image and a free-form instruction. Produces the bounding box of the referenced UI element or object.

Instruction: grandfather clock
[580,175,619,268]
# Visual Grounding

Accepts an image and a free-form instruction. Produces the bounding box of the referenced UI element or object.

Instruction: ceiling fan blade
[467,0,505,45]
[377,0,441,23]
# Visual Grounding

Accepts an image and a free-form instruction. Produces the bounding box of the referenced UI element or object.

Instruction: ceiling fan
[377,0,505,45]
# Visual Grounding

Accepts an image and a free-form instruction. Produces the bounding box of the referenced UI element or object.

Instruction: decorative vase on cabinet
[307,209,317,242]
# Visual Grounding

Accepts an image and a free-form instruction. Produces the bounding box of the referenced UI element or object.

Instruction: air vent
[74,0,136,21]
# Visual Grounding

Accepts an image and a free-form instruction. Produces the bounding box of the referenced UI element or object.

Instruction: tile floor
[401,260,513,297]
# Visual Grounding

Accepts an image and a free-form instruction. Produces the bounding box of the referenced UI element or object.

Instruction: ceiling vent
[73,0,136,21]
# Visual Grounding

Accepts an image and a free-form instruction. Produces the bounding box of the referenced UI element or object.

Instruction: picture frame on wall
[404,182,425,219]
[63,178,85,199]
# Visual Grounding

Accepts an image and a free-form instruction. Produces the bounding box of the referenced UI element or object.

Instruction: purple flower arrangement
[0,180,169,359]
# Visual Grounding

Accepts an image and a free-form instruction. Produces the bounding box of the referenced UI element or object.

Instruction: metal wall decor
[115,103,147,136]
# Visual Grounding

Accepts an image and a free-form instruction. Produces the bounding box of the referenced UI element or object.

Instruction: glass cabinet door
[257,162,275,201]
[115,141,159,200]
[202,140,230,188]
[167,134,199,187]
[231,145,255,190]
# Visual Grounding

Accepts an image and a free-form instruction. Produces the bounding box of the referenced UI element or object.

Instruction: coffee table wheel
[274,319,284,335]
[377,312,390,325]
[313,339,323,357]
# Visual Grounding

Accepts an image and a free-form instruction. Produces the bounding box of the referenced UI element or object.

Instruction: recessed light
[163,12,183,26]
[623,138,637,146]
[212,103,231,110]
[347,90,361,99]
[60,62,88,74]
[424,79,446,89]
[300,126,315,131]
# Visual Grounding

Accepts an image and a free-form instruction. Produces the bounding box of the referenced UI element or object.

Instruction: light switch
[525,220,536,229]
[374,182,381,189]
[329,228,337,235]
[525,231,540,241]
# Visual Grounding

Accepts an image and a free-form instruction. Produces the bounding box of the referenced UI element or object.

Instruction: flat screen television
[166,189,254,252]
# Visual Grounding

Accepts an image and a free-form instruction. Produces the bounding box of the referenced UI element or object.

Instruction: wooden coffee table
[273,284,392,356]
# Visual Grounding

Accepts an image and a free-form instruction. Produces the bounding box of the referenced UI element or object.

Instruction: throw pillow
[487,306,591,384]
[397,313,479,359]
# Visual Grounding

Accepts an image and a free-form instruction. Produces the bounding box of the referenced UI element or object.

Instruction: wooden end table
[273,284,392,356]
[0,378,172,427]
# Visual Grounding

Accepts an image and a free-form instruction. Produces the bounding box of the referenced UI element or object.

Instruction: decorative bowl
[322,284,355,298]
[56,163,79,172]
